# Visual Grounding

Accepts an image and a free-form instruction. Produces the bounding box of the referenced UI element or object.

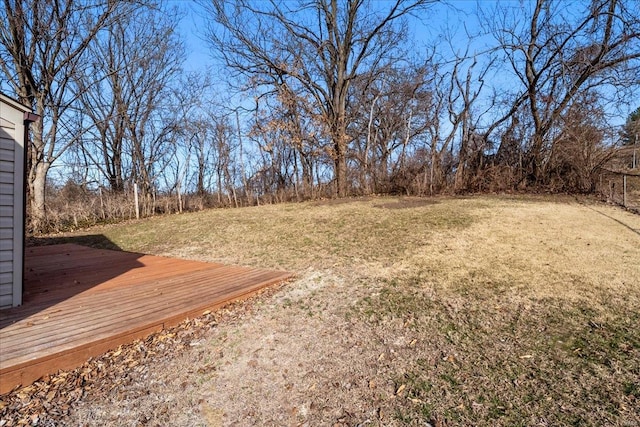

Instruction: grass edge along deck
[0,244,292,394]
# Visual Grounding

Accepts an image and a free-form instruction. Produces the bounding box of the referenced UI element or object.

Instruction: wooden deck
[0,244,292,394]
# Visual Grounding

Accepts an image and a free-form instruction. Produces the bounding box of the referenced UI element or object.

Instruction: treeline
[1,0,639,232]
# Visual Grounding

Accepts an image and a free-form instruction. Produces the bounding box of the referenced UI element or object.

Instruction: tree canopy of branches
[204,0,437,196]
[75,4,185,202]
[485,0,640,186]
[0,0,135,231]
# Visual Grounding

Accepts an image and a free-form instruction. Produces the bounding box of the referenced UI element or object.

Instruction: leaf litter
[1,195,639,426]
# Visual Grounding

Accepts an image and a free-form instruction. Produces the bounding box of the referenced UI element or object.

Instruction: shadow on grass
[374,197,439,210]
[585,206,640,236]
[26,234,124,250]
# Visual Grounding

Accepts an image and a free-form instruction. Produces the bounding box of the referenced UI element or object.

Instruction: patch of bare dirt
[0,284,288,427]
[63,271,446,426]
[3,197,639,426]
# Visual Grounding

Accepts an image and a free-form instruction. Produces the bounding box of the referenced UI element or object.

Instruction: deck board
[0,244,292,394]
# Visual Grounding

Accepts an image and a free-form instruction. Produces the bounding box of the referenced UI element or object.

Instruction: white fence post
[134,182,140,220]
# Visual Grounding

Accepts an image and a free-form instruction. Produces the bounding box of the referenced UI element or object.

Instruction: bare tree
[189,118,214,197]
[413,52,492,195]
[82,5,184,214]
[185,110,235,205]
[451,56,492,192]
[204,0,436,197]
[0,0,133,231]
[249,82,324,200]
[483,0,640,186]
[206,115,237,206]
[547,92,616,192]
[349,65,432,194]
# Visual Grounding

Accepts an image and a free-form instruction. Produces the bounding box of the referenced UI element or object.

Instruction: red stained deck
[0,244,292,394]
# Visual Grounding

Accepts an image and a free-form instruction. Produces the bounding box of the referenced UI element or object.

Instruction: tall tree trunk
[300,152,313,198]
[334,140,348,197]
[527,133,545,185]
[332,107,349,197]
[28,162,50,232]
[430,150,442,195]
[26,101,49,232]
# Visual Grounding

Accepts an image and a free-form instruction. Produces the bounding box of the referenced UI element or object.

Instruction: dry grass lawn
[9,195,640,426]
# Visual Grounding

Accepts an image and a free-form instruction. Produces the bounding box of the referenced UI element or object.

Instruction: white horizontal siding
[0,148,12,162]
[1,94,26,308]
[0,249,12,262]
[0,228,11,239]
[0,237,12,251]
[0,171,13,184]
[0,153,12,284]
[0,205,13,217]
[0,239,13,251]
[0,181,13,195]
[0,116,15,128]
[0,293,12,309]
[0,109,15,303]
[0,280,11,295]
[0,271,13,286]
[0,159,12,172]
[1,270,13,308]
[0,136,13,151]
[0,260,11,273]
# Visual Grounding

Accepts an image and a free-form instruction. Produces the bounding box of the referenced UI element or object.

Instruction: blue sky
[170,0,636,127]
[173,1,487,72]
[172,1,214,73]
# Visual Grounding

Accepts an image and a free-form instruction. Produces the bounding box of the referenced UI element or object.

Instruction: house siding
[0,95,28,309]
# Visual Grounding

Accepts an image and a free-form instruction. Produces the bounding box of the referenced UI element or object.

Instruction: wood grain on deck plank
[0,244,292,394]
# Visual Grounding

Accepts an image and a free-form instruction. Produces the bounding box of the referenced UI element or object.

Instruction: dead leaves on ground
[1,314,214,426]
[0,288,281,427]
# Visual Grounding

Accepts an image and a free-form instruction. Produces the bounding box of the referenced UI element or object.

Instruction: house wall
[0,96,27,309]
